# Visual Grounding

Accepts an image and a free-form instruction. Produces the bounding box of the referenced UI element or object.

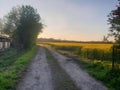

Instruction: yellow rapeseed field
[45,42,113,50]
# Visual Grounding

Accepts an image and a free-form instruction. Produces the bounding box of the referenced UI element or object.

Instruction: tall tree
[108,0,120,44]
[4,7,20,37]
[4,5,43,49]
[0,19,4,34]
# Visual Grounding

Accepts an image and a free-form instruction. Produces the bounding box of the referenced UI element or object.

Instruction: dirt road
[48,47,108,90]
[16,47,108,90]
[16,47,53,90]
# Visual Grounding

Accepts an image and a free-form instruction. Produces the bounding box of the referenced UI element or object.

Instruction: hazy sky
[0,0,117,41]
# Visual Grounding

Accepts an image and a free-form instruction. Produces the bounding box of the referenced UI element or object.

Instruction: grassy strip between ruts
[0,46,38,90]
[45,48,79,90]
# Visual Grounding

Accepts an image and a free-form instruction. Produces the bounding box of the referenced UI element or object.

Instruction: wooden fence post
[112,46,115,70]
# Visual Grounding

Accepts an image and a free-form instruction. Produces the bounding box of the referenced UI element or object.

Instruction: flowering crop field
[44,42,113,50]
[42,42,113,61]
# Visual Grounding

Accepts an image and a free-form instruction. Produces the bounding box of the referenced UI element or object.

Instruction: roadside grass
[0,48,18,69]
[45,48,79,90]
[84,60,120,90]
[0,46,38,90]
[61,52,120,90]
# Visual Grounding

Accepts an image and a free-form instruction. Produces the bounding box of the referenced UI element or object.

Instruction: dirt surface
[16,47,53,90]
[48,47,108,90]
[46,49,79,90]
[16,46,108,90]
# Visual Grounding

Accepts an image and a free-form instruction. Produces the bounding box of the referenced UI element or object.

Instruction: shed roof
[0,35,10,41]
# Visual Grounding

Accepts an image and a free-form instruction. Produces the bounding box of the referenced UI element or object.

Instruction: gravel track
[47,47,108,90]
[16,47,53,90]
[16,46,108,90]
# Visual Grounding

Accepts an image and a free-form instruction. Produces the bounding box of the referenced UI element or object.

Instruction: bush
[103,69,120,90]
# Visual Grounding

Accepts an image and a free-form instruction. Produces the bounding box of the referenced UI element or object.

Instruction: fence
[48,44,120,69]
[112,45,120,69]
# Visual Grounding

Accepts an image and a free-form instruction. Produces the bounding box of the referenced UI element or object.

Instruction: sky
[0,0,118,41]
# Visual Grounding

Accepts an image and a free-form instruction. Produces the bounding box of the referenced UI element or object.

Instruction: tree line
[0,5,43,49]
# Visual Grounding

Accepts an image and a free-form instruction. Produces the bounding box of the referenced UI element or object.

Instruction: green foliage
[4,5,43,49]
[108,0,120,44]
[0,46,38,90]
[0,48,18,68]
[103,69,120,90]
[86,62,110,79]
[85,62,120,90]
[0,18,4,33]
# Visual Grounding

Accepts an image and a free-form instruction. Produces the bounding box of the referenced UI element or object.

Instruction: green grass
[61,53,120,90]
[0,48,18,68]
[85,61,120,90]
[45,48,79,90]
[0,46,38,90]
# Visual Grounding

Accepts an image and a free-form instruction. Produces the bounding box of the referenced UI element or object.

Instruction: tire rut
[45,48,79,90]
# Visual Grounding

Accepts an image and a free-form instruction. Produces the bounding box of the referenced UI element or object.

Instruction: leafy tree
[4,5,43,49]
[4,7,20,37]
[108,0,120,44]
[0,19,4,34]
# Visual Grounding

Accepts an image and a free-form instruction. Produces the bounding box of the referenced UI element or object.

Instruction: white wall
[0,42,3,49]
[0,41,10,50]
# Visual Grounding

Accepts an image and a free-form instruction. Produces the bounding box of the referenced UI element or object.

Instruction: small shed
[0,36,10,51]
